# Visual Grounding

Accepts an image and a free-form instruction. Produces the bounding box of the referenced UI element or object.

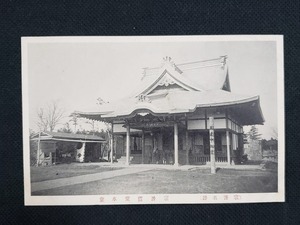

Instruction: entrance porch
[113,126,243,166]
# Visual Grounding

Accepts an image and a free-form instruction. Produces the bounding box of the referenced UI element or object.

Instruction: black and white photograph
[22,35,284,205]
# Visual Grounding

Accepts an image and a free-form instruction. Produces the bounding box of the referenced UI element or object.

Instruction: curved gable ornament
[158,73,176,87]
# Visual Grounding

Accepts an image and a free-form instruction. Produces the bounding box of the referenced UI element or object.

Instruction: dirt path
[31,167,153,192]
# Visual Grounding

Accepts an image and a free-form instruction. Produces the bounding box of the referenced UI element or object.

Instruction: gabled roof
[135,56,230,96]
[134,57,205,96]
[75,56,264,126]
[31,131,106,143]
[176,56,230,91]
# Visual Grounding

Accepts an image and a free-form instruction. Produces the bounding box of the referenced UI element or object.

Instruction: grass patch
[32,167,277,195]
[31,163,122,182]
[243,160,263,165]
[260,161,278,171]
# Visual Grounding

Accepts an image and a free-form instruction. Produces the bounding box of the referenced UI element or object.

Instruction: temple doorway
[151,128,175,164]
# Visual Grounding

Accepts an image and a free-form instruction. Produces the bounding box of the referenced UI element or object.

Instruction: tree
[270,127,278,139]
[261,139,267,150]
[69,114,79,132]
[247,125,261,141]
[37,108,49,132]
[29,129,36,138]
[244,126,263,160]
[57,122,72,133]
[86,119,96,135]
[261,138,278,152]
[37,101,65,132]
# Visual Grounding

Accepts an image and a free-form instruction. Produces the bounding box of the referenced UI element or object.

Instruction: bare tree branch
[37,108,48,131]
[36,101,65,132]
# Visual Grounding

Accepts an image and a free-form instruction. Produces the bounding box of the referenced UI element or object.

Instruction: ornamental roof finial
[162,56,175,67]
[163,56,172,62]
[160,56,182,73]
[220,55,228,69]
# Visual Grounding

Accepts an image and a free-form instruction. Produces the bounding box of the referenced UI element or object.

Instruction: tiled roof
[75,56,264,125]
[76,90,264,125]
[138,56,228,93]
[34,131,106,142]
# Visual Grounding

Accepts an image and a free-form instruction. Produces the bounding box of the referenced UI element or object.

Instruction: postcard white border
[22,35,285,205]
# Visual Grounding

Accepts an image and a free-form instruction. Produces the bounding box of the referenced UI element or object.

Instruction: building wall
[76,143,85,162]
[39,141,56,166]
[84,143,102,162]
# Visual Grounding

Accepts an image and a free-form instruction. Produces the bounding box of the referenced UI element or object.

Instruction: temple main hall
[76,56,264,166]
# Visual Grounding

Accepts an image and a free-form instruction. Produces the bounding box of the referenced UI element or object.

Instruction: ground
[31,161,278,195]
[30,163,122,182]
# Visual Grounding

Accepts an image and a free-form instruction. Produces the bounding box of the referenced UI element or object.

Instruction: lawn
[32,167,277,195]
[30,163,122,182]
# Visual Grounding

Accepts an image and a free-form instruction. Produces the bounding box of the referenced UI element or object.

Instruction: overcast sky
[26,37,279,139]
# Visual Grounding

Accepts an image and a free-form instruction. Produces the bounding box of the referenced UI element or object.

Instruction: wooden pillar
[50,152,52,165]
[239,133,244,155]
[126,124,131,165]
[174,122,179,166]
[110,123,114,164]
[185,130,189,165]
[151,133,154,164]
[185,117,189,165]
[226,130,231,166]
[36,131,41,167]
[141,130,145,164]
[54,144,56,164]
[82,142,86,163]
[231,132,235,165]
[225,109,231,166]
[209,117,216,174]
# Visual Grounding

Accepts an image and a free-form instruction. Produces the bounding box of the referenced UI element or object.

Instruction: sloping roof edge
[75,95,263,120]
[31,131,106,142]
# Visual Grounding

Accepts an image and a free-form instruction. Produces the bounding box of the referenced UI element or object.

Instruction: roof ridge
[177,56,225,66]
[142,56,227,79]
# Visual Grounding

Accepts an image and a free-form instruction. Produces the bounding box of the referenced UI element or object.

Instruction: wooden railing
[192,156,210,163]
[190,156,228,164]
[216,157,227,163]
